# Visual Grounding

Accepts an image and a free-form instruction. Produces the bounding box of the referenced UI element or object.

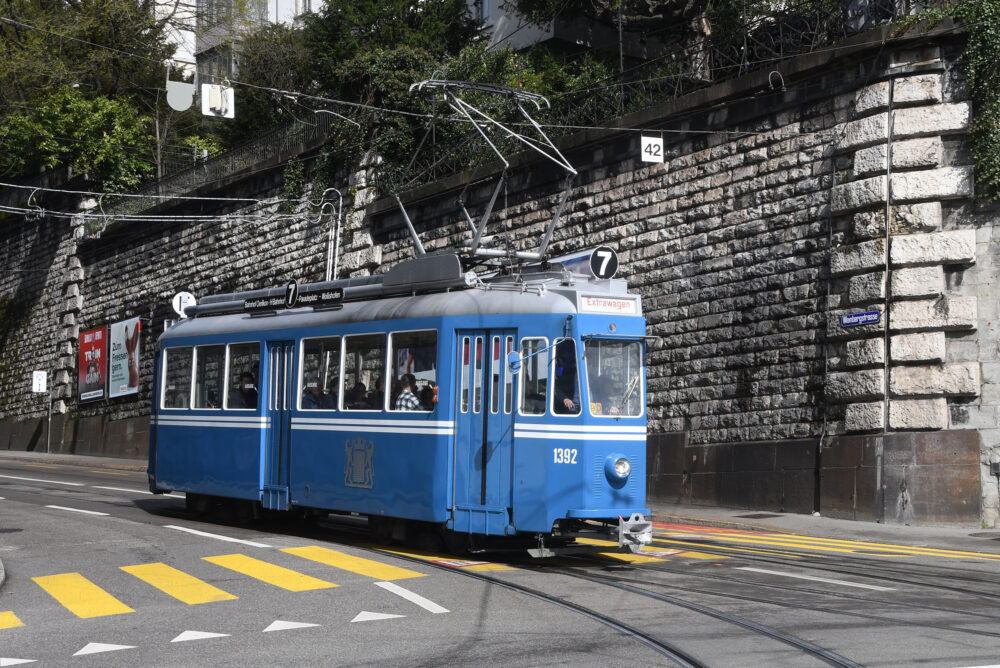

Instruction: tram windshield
[584,339,643,417]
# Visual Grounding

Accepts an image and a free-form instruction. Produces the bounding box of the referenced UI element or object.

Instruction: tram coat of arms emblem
[345,437,374,489]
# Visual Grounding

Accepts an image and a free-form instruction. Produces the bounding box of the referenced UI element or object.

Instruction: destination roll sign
[243,281,344,313]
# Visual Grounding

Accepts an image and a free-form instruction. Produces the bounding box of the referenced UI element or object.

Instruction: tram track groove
[544,566,864,668]
[580,567,1000,639]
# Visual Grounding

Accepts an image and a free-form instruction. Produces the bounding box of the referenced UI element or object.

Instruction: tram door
[262,340,294,510]
[453,331,516,535]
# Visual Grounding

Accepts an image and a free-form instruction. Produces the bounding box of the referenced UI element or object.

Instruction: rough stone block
[856,81,890,114]
[852,144,886,178]
[827,369,885,402]
[891,167,974,202]
[891,332,945,363]
[890,202,941,234]
[838,113,889,152]
[890,297,977,332]
[853,210,885,239]
[846,401,885,431]
[892,137,943,170]
[849,272,886,304]
[891,266,944,298]
[890,363,980,396]
[847,337,885,367]
[889,398,948,430]
[890,230,976,266]
[893,103,970,138]
[892,73,943,106]
[831,239,886,276]
[832,175,887,213]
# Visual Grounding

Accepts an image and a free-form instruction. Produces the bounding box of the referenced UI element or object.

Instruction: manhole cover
[734,513,783,519]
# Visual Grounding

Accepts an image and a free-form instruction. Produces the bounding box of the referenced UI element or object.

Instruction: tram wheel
[370,516,394,545]
[185,493,209,517]
[442,530,469,556]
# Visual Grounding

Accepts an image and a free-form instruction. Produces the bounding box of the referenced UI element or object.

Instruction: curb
[651,512,802,535]
[0,451,146,472]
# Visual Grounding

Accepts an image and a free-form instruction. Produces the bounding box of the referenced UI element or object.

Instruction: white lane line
[375,581,449,613]
[45,505,110,517]
[163,524,272,548]
[737,567,895,591]
[91,485,184,498]
[0,474,84,486]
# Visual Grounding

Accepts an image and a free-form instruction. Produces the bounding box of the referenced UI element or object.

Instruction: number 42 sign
[640,134,664,163]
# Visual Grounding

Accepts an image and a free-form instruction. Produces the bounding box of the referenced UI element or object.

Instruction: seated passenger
[590,375,620,416]
[302,374,335,410]
[231,372,258,409]
[394,374,422,411]
[419,383,437,410]
[346,382,368,409]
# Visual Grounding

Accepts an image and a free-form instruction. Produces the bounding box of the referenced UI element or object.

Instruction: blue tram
[148,251,652,554]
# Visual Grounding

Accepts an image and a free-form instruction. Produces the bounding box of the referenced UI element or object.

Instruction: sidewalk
[1,449,998,554]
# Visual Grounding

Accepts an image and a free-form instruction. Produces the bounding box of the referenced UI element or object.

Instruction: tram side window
[300,336,340,410]
[193,345,225,409]
[226,342,260,409]
[390,330,437,411]
[343,333,386,410]
[552,338,581,416]
[518,338,548,415]
[162,347,192,409]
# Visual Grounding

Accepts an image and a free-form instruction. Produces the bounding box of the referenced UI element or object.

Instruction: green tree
[0,86,155,192]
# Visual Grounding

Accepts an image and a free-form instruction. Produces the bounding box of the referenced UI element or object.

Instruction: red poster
[79,326,107,402]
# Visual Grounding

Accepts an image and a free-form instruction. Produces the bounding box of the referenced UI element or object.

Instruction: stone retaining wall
[1,26,996,524]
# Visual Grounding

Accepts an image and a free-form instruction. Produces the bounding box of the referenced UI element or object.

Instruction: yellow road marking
[371,545,517,571]
[283,546,425,580]
[653,538,797,559]
[574,538,667,563]
[659,530,1000,561]
[25,464,58,469]
[202,554,337,591]
[121,563,238,604]
[0,611,24,629]
[33,573,134,618]
[89,470,128,476]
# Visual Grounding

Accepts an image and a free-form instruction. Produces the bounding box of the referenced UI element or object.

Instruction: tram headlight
[614,457,631,477]
[604,454,631,486]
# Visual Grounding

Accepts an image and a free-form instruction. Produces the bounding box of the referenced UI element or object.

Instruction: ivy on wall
[956,0,1000,202]
[908,0,1000,201]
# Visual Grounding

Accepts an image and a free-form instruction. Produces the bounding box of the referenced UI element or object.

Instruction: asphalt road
[3,457,1000,667]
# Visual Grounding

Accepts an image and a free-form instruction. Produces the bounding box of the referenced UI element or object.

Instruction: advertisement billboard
[108,317,141,399]
[78,327,107,402]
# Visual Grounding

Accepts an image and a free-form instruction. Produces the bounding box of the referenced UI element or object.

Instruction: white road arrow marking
[737,567,896,591]
[0,475,83,486]
[171,630,230,642]
[263,620,320,632]
[73,643,135,656]
[375,581,449,613]
[351,611,404,622]
[0,659,37,666]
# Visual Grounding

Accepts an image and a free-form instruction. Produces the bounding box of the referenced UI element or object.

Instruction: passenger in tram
[419,383,437,410]
[553,340,580,414]
[394,374,422,410]
[231,372,258,409]
[303,374,335,410]
[366,376,385,410]
[346,382,368,409]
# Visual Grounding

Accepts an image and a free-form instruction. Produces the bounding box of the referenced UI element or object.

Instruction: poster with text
[78,326,107,402]
[109,317,141,398]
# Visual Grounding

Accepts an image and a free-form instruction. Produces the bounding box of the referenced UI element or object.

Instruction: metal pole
[46,388,52,454]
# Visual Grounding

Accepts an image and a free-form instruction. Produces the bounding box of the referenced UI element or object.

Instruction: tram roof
[161,278,642,342]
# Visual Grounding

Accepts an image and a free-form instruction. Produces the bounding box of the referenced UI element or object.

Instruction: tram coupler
[618,512,653,553]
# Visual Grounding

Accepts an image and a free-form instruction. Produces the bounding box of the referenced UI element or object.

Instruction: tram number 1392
[553,448,578,464]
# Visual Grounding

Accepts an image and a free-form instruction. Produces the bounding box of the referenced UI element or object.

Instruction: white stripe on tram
[514,430,647,441]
